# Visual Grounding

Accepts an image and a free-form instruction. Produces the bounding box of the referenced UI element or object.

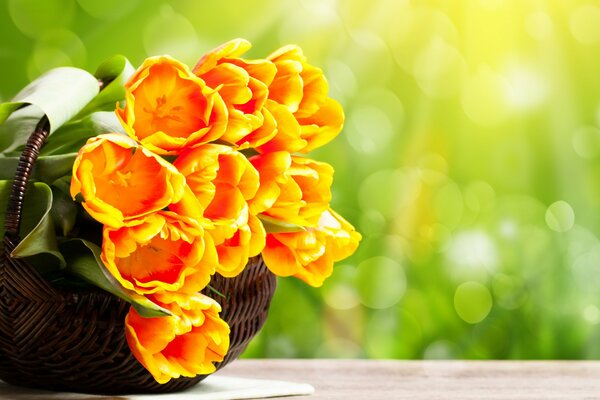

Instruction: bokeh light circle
[570,4,600,44]
[454,281,493,324]
[27,48,71,81]
[143,5,200,64]
[356,87,405,131]
[359,209,386,237]
[359,168,421,217]
[572,126,600,159]
[365,308,421,358]
[346,30,394,86]
[464,181,496,215]
[77,0,140,20]
[8,0,75,38]
[326,60,357,102]
[571,244,600,295]
[583,305,600,324]
[445,229,498,281]
[461,68,510,126]
[279,0,342,43]
[388,7,459,74]
[413,38,467,98]
[321,263,361,311]
[347,106,394,154]
[323,283,361,310]
[433,182,464,229]
[28,29,87,79]
[418,153,448,178]
[503,65,548,111]
[356,256,406,309]
[423,340,460,359]
[545,201,575,232]
[526,11,553,40]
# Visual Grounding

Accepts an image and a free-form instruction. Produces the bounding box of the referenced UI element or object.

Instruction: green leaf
[41,111,125,156]
[50,186,78,236]
[0,67,99,133]
[0,105,45,155]
[61,239,172,318]
[259,214,307,233]
[76,54,134,116]
[206,284,226,299]
[0,181,66,268]
[0,103,22,124]
[52,175,71,195]
[0,153,77,183]
[35,154,77,182]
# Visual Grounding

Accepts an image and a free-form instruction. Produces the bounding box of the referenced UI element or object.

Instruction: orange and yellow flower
[116,56,228,155]
[295,97,344,152]
[175,144,266,276]
[125,292,229,384]
[209,212,266,277]
[256,45,344,154]
[102,211,217,295]
[70,133,185,228]
[249,152,333,227]
[262,209,361,287]
[193,39,278,148]
[258,99,303,153]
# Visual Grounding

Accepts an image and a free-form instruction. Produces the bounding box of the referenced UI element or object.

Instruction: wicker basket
[0,117,277,394]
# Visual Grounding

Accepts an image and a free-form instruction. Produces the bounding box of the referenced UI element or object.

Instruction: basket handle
[4,79,105,241]
[4,116,50,239]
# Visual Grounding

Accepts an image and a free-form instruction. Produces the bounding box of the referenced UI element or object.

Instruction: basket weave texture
[0,116,277,394]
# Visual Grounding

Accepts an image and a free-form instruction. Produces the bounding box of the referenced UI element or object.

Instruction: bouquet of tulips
[0,39,360,384]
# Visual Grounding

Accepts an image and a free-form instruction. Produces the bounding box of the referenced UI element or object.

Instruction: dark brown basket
[0,116,277,394]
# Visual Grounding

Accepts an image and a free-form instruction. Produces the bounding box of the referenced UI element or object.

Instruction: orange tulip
[255,45,344,154]
[209,212,266,277]
[295,97,344,152]
[249,152,333,227]
[174,144,266,276]
[262,209,361,287]
[125,292,229,384]
[193,39,278,148]
[102,211,217,295]
[70,133,185,228]
[257,99,304,153]
[116,56,228,155]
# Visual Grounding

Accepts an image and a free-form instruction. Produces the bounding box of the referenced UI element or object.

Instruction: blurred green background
[2,0,600,359]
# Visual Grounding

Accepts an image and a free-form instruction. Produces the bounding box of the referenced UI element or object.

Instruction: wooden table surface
[217,359,600,400]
